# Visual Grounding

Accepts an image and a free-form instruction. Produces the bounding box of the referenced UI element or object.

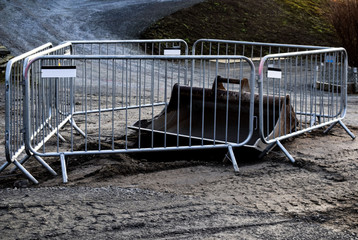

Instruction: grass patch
[141,0,340,49]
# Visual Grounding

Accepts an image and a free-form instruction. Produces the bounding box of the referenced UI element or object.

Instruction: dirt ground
[1,80,358,239]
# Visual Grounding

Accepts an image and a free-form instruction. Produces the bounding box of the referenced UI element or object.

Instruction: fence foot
[69,119,86,137]
[13,160,38,184]
[323,121,338,134]
[339,120,356,139]
[10,154,31,174]
[47,123,66,142]
[224,145,239,172]
[324,120,356,140]
[33,155,57,176]
[60,154,68,183]
[258,142,277,159]
[310,114,316,128]
[276,140,295,163]
[0,161,11,173]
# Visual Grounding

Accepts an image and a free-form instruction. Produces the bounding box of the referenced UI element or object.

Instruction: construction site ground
[0,81,358,239]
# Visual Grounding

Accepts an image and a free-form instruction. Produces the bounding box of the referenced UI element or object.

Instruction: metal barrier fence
[2,39,355,184]
[1,43,54,182]
[193,39,355,161]
[2,42,73,183]
[258,48,355,161]
[193,38,327,58]
[23,54,255,183]
[192,39,327,86]
[0,39,190,183]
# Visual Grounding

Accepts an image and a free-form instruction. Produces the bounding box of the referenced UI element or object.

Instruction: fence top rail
[192,38,330,53]
[258,47,347,76]
[63,39,188,45]
[22,42,73,77]
[24,54,256,81]
[26,54,255,61]
[6,42,53,65]
[24,42,72,62]
[5,42,53,80]
[64,39,189,55]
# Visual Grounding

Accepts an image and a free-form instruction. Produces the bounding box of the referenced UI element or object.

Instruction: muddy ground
[0,80,358,239]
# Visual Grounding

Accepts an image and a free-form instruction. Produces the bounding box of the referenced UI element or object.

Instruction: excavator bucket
[133,76,296,150]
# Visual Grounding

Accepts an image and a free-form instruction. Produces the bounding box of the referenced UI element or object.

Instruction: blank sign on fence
[41,66,76,78]
[164,49,181,55]
[267,67,282,79]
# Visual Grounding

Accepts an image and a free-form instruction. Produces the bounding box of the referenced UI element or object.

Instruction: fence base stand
[47,123,66,142]
[9,154,57,176]
[1,155,38,184]
[13,160,38,184]
[224,145,239,172]
[276,140,295,163]
[258,142,276,159]
[324,120,356,140]
[259,141,295,163]
[10,154,31,173]
[69,119,86,137]
[60,154,68,183]
[0,161,11,173]
[33,155,57,176]
[261,120,355,164]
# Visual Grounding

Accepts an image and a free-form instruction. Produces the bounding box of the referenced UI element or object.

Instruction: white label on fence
[41,66,76,78]
[267,67,282,79]
[164,49,181,55]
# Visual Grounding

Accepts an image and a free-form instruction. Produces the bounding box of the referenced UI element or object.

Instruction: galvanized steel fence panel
[192,39,327,90]
[2,39,355,184]
[193,39,327,59]
[4,43,53,164]
[11,42,73,157]
[23,55,255,156]
[192,39,355,161]
[2,40,192,183]
[258,48,349,144]
[1,43,74,183]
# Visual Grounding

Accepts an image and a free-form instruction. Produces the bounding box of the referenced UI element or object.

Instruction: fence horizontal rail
[193,38,328,59]
[66,39,189,56]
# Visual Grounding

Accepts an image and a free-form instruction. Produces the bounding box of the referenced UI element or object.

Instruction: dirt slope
[141,0,339,48]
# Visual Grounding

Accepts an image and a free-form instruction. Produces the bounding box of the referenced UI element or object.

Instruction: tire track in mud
[0,128,357,237]
[0,186,355,239]
[0,80,357,237]
[112,125,358,235]
[261,126,358,232]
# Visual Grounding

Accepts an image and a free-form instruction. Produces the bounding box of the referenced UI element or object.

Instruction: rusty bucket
[133,76,296,150]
